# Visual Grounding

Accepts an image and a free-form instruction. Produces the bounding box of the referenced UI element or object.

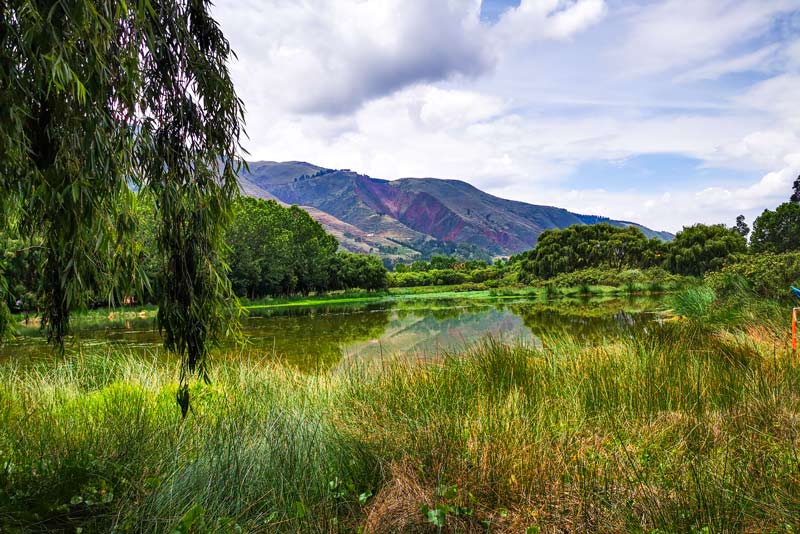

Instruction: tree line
[2,196,388,314]
[512,177,800,283]
[512,222,747,281]
[226,197,387,297]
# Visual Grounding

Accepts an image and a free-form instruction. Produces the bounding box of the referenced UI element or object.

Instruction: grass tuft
[1,309,799,532]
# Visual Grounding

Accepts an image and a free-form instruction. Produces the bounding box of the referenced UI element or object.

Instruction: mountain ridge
[239,161,672,262]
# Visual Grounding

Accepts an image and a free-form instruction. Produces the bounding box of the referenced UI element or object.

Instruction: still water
[0,295,665,371]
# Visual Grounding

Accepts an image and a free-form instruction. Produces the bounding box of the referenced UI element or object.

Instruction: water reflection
[510,296,661,343]
[0,296,664,371]
[245,304,391,370]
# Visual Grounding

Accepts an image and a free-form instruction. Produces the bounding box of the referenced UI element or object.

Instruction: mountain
[240,161,672,261]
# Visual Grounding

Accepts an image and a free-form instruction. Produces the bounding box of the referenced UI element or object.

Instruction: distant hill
[240,161,672,262]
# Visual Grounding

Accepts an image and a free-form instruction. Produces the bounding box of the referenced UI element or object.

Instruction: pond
[0,295,666,371]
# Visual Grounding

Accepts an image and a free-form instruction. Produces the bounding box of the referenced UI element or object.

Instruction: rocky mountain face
[240,161,672,261]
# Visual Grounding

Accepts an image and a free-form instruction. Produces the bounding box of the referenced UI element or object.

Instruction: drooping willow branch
[0,0,247,416]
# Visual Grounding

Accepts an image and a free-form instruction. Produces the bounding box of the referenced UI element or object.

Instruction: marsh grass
[1,313,799,533]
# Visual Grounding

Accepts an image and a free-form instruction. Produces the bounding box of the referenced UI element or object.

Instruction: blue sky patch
[567,154,760,193]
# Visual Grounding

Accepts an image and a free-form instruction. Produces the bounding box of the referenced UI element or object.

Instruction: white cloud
[213,0,612,115]
[738,74,800,128]
[492,0,608,43]
[214,0,800,233]
[616,0,797,77]
[673,44,782,83]
[215,0,493,114]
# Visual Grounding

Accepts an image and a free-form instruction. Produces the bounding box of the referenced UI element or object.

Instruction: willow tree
[0,1,245,415]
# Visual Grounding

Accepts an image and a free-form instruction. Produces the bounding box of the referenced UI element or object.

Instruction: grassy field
[1,289,798,533]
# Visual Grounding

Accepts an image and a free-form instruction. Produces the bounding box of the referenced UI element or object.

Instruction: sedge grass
[0,315,799,533]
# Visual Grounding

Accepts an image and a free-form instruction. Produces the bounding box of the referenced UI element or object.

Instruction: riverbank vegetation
[1,289,798,533]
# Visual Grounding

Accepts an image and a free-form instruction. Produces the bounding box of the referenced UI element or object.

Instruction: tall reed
[1,315,798,532]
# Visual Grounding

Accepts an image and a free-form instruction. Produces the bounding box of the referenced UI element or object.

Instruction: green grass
[244,282,675,312]
[1,304,799,533]
[9,281,682,331]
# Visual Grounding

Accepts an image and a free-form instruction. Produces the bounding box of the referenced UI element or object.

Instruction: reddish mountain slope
[240,161,672,259]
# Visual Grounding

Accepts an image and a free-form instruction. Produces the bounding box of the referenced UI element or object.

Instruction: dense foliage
[227,197,337,297]
[0,228,43,315]
[514,224,663,281]
[705,252,800,300]
[0,1,245,402]
[663,224,747,276]
[329,252,388,292]
[390,257,507,288]
[750,202,800,253]
[533,267,686,291]
[226,197,386,297]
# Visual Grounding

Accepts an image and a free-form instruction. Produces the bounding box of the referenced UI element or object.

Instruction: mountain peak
[241,161,672,261]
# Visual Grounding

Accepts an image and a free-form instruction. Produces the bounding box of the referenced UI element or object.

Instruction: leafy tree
[734,215,750,238]
[226,198,386,297]
[750,202,800,254]
[664,224,746,276]
[411,261,431,272]
[286,206,339,295]
[791,175,800,203]
[518,223,664,281]
[226,198,336,298]
[1,1,245,413]
[429,255,458,270]
[330,252,388,291]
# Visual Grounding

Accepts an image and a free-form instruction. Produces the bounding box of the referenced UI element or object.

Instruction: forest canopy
[2,196,388,312]
[514,224,664,282]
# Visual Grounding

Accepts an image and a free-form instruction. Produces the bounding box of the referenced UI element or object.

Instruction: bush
[469,268,501,284]
[529,267,685,290]
[668,286,716,319]
[430,269,468,286]
[536,268,623,287]
[389,271,433,287]
[705,252,800,301]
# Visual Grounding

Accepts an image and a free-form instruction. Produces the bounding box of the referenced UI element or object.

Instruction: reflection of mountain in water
[1,296,665,371]
[339,307,539,364]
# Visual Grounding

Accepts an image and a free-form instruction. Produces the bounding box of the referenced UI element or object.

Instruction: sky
[211,0,800,233]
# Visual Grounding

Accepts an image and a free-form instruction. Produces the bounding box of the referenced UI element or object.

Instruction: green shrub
[668,286,716,319]
[469,268,501,284]
[705,252,800,300]
[430,269,468,286]
[530,267,686,291]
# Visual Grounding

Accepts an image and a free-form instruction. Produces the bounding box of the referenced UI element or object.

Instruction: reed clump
[1,313,799,533]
